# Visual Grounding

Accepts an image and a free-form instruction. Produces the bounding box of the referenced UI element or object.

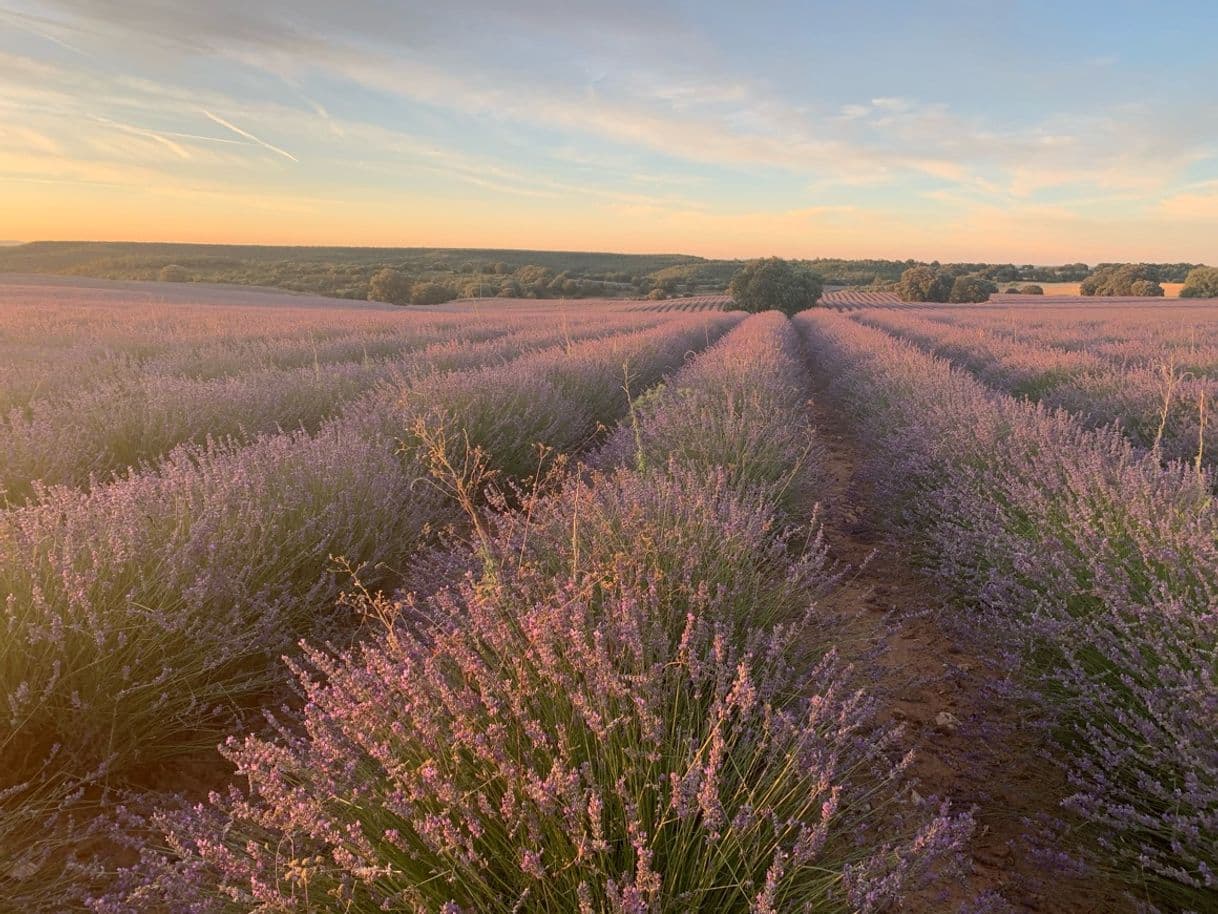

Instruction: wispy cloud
[3,0,1218,260]
[93,116,191,159]
[202,110,298,162]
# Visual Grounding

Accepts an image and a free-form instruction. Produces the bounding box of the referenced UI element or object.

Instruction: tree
[1081,263,1163,297]
[410,281,457,306]
[514,265,553,297]
[1019,284,1044,295]
[1180,266,1218,298]
[367,268,413,305]
[728,257,824,315]
[1130,279,1165,297]
[158,264,190,282]
[896,265,954,303]
[948,275,997,303]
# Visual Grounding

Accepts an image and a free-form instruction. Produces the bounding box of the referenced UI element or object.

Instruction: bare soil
[805,384,1132,913]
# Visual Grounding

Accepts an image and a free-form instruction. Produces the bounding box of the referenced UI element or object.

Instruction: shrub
[460,280,494,298]
[1080,264,1163,296]
[1019,284,1044,295]
[157,264,190,282]
[367,268,413,305]
[948,275,997,303]
[1180,265,1218,298]
[410,281,457,306]
[1129,278,1165,297]
[514,265,553,297]
[728,257,824,315]
[647,288,667,300]
[896,266,955,303]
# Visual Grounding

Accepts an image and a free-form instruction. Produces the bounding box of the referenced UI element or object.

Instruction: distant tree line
[0,242,1210,304]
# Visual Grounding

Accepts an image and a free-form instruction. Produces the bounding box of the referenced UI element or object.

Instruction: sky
[1,0,1216,263]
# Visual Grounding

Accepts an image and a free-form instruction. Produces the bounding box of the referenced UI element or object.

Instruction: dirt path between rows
[804,380,1131,914]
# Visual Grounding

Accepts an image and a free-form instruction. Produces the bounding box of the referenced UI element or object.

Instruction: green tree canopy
[1181,266,1218,298]
[409,281,457,306]
[367,268,413,305]
[1129,279,1165,297]
[728,257,824,315]
[1080,263,1164,297]
[896,265,955,303]
[948,275,997,303]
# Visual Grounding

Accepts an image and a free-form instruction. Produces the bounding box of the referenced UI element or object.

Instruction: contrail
[202,110,299,162]
[93,117,191,159]
[162,131,251,146]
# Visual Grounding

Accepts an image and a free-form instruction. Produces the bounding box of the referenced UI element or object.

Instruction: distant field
[1011,280,1185,297]
[0,271,401,310]
[821,289,903,307]
[823,286,1191,308]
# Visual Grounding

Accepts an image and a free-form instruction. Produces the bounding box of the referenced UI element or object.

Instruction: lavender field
[2,283,1215,914]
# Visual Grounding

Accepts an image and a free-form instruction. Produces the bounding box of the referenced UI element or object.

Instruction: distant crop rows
[0,311,668,502]
[910,305,1218,375]
[819,290,903,307]
[625,294,735,312]
[798,310,1218,909]
[0,305,487,415]
[851,306,1218,467]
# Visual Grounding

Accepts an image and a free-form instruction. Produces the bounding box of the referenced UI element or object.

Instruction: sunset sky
[2,0,1216,262]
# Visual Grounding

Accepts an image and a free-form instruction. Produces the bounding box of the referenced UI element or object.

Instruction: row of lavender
[1,311,739,911]
[928,306,1218,376]
[797,311,1217,911]
[94,312,968,913]
[0,301,502,415]
[1,311,655,502]
[625,295,735,313]
[853,308,1218,469]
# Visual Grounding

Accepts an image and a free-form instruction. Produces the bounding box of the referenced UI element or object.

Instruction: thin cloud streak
[92,116,191,159]
[202,110,299,162]
[2,0,1217,260]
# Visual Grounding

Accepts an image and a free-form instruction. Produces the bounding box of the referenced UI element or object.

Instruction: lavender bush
[1,313,737,911]
[1,315,648,503]
[596,310,824,508]
[853,308,1218,468]
[96,313,968,913]
[797,310,1218,911]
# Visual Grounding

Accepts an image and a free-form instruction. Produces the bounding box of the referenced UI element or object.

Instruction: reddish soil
[806,386,1132,913]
